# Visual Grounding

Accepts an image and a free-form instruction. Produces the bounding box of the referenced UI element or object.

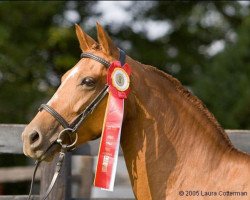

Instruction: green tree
[0,2,92,124]
[103,1,249,128]
[0,1,93,194]
[193,15,250,129]
[1,1,249,129]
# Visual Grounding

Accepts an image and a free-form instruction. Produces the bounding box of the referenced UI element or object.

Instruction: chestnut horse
[22,24,250,199]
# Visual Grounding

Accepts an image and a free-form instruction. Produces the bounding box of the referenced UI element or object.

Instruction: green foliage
[106,2,250,129]
[193,15,250,129]
[0,1,249,127]
[0,2,79,123]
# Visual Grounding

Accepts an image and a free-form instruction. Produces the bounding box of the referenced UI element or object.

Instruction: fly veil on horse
[22,23,250,199]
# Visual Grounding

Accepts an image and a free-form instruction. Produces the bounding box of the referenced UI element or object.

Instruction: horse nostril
[28,130,43,150]
[29,131,40,144]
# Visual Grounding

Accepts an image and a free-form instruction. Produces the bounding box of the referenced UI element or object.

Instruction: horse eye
[81,77,96,87]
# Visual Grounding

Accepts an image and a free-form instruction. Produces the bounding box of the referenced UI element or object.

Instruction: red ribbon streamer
[94,94,124,190]
[94,61,131,191]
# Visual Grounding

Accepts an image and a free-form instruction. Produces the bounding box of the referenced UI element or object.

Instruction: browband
[80,52,110,67]
[80,48,126,67]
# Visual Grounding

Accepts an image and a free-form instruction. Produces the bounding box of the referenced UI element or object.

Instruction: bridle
[28,49,126,200]
[39,49,126,138]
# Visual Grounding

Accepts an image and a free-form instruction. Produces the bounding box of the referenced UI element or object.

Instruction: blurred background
[0,0,249,197]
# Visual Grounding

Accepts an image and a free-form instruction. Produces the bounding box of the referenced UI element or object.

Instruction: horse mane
[137,61,234,148]
[92,46,234,148]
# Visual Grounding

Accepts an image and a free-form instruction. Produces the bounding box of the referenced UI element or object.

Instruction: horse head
[22,23,121,161]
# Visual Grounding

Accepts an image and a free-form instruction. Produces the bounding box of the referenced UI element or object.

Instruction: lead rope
[28,160,40,200]
[28,145,67,200]
[27,127,78,200]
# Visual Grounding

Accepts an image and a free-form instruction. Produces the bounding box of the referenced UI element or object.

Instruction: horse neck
[120,57,243,199]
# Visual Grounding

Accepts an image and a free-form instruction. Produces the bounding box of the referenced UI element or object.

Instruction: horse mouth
[24,142,60,162]
[38,143,60,162]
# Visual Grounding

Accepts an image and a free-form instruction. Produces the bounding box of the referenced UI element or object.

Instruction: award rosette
[94,61,131,191]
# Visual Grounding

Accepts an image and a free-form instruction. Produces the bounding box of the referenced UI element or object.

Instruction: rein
[27,49,126,200]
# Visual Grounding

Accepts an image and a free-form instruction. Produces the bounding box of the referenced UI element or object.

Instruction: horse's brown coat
[22,24,250,199]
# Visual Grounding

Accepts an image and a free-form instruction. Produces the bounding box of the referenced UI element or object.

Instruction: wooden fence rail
[0,124,250,200]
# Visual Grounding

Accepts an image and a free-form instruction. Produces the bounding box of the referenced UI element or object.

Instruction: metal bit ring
[57,128,78,150]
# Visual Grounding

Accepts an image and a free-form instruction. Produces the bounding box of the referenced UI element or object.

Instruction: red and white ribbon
[94,61,131,191]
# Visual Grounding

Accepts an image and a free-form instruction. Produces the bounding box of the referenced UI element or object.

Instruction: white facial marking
[47,66,79,106]
[59,66,79,88]
[47,93,59,106]
[68,66,79,79]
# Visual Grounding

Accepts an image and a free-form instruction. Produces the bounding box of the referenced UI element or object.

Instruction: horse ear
[96,22,118,56]
[75,24,97,51]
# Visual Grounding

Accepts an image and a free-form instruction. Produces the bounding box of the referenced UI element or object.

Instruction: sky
[65,1,170,41]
